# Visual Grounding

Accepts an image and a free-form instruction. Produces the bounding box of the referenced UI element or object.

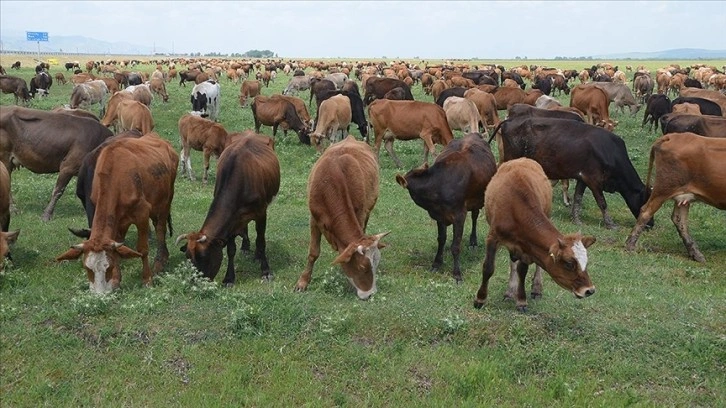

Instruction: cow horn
[196,235,208,243]
[175,234,189,246]
[111,241,124,249]
[72,243,84,250]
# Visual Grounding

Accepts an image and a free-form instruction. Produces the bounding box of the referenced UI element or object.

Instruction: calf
[625,132,726,262]
[56,133,178,293]
[368,99,454,168]
[395,133,497,282]
[178,114,231,183]
[177,135,280,285]
[295,135,389,299]
[238,79,261,107]
[474,158,596,312]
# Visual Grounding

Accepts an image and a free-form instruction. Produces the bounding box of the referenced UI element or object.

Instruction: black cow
[65,62,80,71]
[0,75,31,105]
[29,71,53,98]
[490,117,650,229]
[642,94,672,132]
[660,113,726,137]
[177,135,280,285]
[309,78,337,109]
[462,71,497,85]
[435,87,467,107]
[127,73,143,86]
[671,97,722,117]
[395,133,497,282]
[363,77,413,105]
[507,104,584,122]
[532,77,553,96]
[501,72,526,89]
[683,78,703,89]
[11,61,21,70]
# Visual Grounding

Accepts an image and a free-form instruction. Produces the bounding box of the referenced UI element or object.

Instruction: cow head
[56,239,142,294]
[176,233,224,281]
[334,232,389,300]
[545,234,596,299]
[0,230,20,271]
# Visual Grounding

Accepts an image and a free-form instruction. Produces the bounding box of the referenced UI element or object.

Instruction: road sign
[26,31,49,42]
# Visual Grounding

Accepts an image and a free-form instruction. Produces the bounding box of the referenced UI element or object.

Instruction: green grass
[1,56,725,407]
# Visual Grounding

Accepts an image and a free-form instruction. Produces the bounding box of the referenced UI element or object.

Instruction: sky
[1,1,725,59]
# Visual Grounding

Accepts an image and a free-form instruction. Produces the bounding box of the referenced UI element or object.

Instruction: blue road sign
[26,31,49,42]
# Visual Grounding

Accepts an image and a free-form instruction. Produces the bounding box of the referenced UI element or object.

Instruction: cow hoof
[516,305,528,313]
[224,282,235,288]
[261,273,274,282]
[692,253,706,263]
[530,292,542,300]
[41,213,52,222]
[473,299,485,309]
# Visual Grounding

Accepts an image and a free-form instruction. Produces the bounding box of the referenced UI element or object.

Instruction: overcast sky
[1,1,725,59]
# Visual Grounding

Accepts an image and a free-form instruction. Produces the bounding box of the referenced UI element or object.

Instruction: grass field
[1,54,725,407]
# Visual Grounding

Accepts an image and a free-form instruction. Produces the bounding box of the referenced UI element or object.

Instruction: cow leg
[296,219,321,292]
[671,202,705,262]
[239,223,251,254]
[431,221,446,272]
[254,216,273,281]
[505,260,518,300]
[530,265,543,299]
[571,180,587,225]
[384,138,403,168]
[42,170,74,221]
[625,195,667,252]
[468,208,479,248]
[135,219,152,287]
[474,235,498,309]
[202,151,210,185]
[515,260,529,312]
[222,239,237,287]
[589,186,617,229]
[152,214,169,275]
[450,214,466,283]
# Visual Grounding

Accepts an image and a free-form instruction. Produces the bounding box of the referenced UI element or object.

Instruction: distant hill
[594,48,726,60]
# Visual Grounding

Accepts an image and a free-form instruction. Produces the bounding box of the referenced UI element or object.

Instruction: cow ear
[4,230,19,245]
[548,242,560,262]
[373,232,390,249]
[332,243,357,265]
[395,174,408,189]
[115,245,143,259]
[581,235,596,248]
[57,246,84,262]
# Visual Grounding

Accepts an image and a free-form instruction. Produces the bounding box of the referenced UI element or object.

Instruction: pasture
[0,55,724,406]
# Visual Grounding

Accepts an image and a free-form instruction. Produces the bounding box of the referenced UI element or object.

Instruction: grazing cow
[177,135,280,285]
[56,133,178,293]
[435,86,467,107]
[0,106,114,221]
[0,162,20,268]
[473,158,596,312]
[443,96,481,134]
[532,77,553,96]
[29,71,53,98]
[535,94,561,109]
[679,88,726,118]
[149,78,169,103]
[490,117,649,229]
[551,74,571,96]
[0,75,31,105]
[660,113,726,137]
[11,61,21,70]
[626,132,726,262]
[178,69,202,86]
[431,80,449,103]
[325,72,348,89]
[670,97,722,117]
[368,99,454,168]
[311,94,353,152]
[570,85,618,130]
[122,84,153,107]
[190,81,221,121]
[99,77,120,95]
[463,88,500,131]
[238,79,261,107]
[633,74,654,104]
[251,95,310,144]
[383,87,408,100]
[642,94,672,132]
[177,113,232,183]
[309,78,337,108]
[363,77,413,105]
[70,80,109,116]
[283,75,312,96]
[580,82,641,115]
[396,133,496,281]
[295,135,388,299]
[100,97,154,135]
[683,78,702,89]
[270,94,314,138]
[54,72,67,85]
[489,86,527,111]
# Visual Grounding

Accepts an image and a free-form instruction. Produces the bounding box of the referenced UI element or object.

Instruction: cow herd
[0,58,724,312]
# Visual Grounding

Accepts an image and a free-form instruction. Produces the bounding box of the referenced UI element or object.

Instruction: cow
[633,74,654,104]
[11,61,21,70]
[149,77,169,103]
[660,113,726,137]
[309,78,337,108]
[626,132,726,262]
[295,135,388,299]
[177,113,232,183]
[121,84,153,107]
[570,85,618,130]
[443,96,481,134]
[54,72,67,85]
[310,94,353,152]
[270,94,314,140]
[671,103,702,116]
[179,69,202,87]
[238,79,261,107]
[56,133,178,294]
[100,97,154,135]
[190,81,221,121]
[435,86,467,107]
[489,86,527,111]
[368,99,454,168]
[0,75,31,105]
[578,82,641,116]
[251,95,310,144]
[670,97,722,117]
[679,88,726,117]
[325,72,348,89]
[0,106,114,221]
[431,80,449,103]
[0,162,20,269]
[29,71,53,98]
[283,75,312,96]
[177,135,279,285]
[642,94,672,132]
[70,80,109,116]
[99,77,120,95]
[463,88,500,132]
[489,117,650,229]
[532,77,553,96]
[473,158,596,312]
[395,133,497,282]
[363,77,413,105]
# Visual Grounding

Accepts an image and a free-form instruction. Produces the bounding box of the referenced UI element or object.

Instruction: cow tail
[167,213,174,237]
[644,137,662,193]
[487,119,506,145]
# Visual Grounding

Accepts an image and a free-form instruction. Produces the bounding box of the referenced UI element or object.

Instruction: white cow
[191,81,221,122]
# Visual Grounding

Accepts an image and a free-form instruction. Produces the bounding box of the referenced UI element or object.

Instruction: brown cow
[0,75,31,105]
[0,106,113,221]
[679,88,726,117]
[363,76,413,105]
[368,99,455,168]
[311,94,352,153]
[295,135,389,299]
[121,84,153,107]
[99,77,120,94]
[106,99,154,135]
[0,162,19,269]
[442,96,481,134]
[239,79,261,107]
[149,78,169,103]
[270,94,314,133]
[570,85,618,130]
[251,95,310,144]
[463,88,500,131]
[54,72,67,85]
[671,103,701,115]
[56,133,178,293]
[177,113,231,183]
[660,113,726,137]
[474,158,596,312]
[625,132,726,262]
[489,86,527,110]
